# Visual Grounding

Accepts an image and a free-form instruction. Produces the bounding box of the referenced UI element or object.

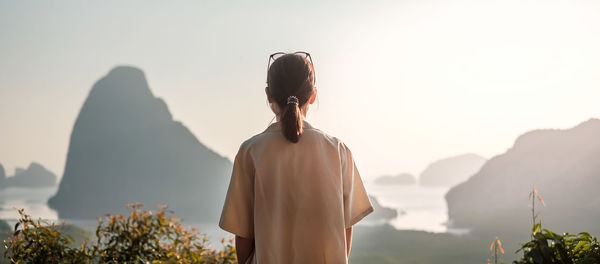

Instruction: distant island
[48,66,232,221]
[446,119,600,237]
[365,195,398,221]
[0,162,56,189]
[373,173,416,185]
[418,153,486,187]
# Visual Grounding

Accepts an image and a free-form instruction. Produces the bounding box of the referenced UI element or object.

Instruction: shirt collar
[265,120,313,133]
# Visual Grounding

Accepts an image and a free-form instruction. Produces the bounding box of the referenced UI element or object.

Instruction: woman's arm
[235,235,254,264]
[346,226,353,258]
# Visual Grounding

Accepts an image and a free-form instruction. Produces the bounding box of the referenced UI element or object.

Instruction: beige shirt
[219,121,373,264]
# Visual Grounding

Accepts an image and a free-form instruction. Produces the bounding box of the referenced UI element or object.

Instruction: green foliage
[0,220,10,264]
[514,187,600,264]
[93,203,236,263]
[2,209,92,263]
[514,224,600,264]
[3,204,236,264]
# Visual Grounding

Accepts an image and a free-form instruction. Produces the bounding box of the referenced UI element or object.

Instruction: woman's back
[219,52,372,263]
[219,121,372,263]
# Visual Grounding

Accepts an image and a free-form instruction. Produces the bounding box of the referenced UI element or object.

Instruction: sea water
[366,183,452,233]
[0,184,463,247]
[0,186,59,221]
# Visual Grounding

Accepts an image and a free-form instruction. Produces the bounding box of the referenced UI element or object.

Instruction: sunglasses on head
[266,51,316,85]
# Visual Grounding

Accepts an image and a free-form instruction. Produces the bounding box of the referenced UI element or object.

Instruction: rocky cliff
[48,66,232,221]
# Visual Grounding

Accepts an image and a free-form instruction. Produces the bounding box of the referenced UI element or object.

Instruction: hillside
[446,119,600,237]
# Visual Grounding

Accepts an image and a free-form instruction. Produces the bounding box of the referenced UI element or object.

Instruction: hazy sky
[2,0,600,181]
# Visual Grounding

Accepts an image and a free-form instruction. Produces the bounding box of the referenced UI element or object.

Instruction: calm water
[0,187,59,221]
[365,183,468,233]
[0,184,463,246]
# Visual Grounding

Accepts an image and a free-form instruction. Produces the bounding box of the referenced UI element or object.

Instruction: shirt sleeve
[219,142,254,239]
[341,142,374,229]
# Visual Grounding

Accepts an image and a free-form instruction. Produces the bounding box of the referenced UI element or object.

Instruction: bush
[2,209,91,263]
[514,223,600,264]
[513,188,600,264]
[3,204,236,263]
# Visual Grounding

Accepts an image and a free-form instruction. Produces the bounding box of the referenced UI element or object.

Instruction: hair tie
[287,96,299,105]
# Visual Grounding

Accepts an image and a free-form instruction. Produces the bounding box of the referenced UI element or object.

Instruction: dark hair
[267,54,315,143]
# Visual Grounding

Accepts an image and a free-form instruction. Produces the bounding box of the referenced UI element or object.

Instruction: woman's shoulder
[235,123,281,152]
[303,123,346,146]
[303,125,356,163]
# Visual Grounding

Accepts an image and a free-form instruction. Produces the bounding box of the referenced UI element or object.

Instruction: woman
[219,52,373,264]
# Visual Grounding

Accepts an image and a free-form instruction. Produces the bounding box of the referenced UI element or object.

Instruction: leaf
[537,195,546,207]
[533,223,541,235]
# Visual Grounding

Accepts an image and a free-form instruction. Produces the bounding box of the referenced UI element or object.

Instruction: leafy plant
[529,187,545,238]
[93,203,236,263]
[488,237,505,264]
[3,209,92,264]
[3,204,236,264]
[513,188,600,264]
[514,228,600,264]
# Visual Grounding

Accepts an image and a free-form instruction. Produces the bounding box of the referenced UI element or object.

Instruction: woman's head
[266,52,316,143]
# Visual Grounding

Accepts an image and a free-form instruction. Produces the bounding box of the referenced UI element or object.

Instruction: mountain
[446,119,600,236]
[373,173,416,185]
[418,154,486,187]
[48,66,232,221]
[0,162,56,189]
